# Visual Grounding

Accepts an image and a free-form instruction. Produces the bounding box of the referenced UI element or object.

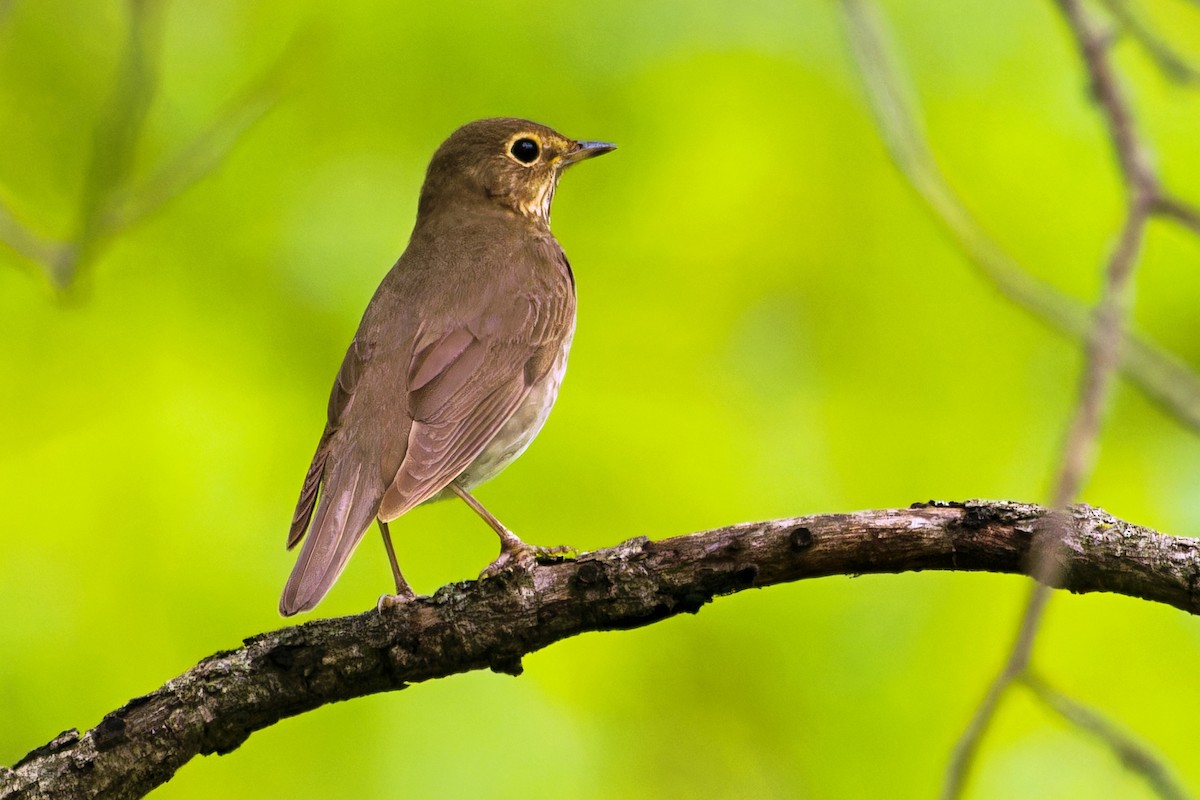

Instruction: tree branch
[3,500,1198,800]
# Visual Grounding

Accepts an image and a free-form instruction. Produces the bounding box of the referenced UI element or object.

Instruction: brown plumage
[280,118,614,616]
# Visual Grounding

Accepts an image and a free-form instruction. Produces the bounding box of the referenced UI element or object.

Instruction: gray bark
[3,500,1198,800]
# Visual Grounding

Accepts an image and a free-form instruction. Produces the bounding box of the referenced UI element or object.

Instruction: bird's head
[418,117,615,225]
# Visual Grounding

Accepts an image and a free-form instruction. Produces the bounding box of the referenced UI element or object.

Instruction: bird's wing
[281,238,573,616]
[376,290,566,520]
[286,335,371,550]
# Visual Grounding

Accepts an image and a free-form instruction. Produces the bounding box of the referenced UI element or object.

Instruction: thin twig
[1097,0,1200,83]
[105,26,314,233]
[56,0,162,289]
[940,575,1056,797]
[1,8,305,291]
[1155,195,1200,235]
[839,0,1200,434]
[1067,0,1159,195]
[1090,2,1200,236]
[1022,673,1194,800]
[0,200,69,277]
[1053,204,1152,506]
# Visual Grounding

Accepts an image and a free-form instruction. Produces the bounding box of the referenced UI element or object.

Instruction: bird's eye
[510,137,540,164]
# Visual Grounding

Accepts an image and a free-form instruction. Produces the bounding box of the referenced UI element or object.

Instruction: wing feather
[281,231,575,615]
[377,331,533,520]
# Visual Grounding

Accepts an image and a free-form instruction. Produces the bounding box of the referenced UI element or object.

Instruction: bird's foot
[377,588,418,613]
[480,540,577,579]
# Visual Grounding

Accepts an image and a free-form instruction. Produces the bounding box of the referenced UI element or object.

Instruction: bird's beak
[561,140,617,166]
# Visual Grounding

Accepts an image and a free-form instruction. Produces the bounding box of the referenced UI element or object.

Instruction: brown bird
[280,118,614,616]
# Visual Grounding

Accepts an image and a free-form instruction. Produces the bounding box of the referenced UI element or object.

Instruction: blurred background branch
[841,0,1200,435]
[1156,194,1200,234]
[103,27,313,237]
[0,1,303,292]
[3,501,1198,800]
[1022,672,1192,800]
[1098,0,1200,83]
[0,202,70,280]
[58,0,164,289]
[841,0,1200,797]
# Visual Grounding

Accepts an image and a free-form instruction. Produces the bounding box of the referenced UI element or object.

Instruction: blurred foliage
[2,0,1199,797]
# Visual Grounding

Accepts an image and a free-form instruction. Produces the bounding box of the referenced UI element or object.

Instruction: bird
[279,118,615,616]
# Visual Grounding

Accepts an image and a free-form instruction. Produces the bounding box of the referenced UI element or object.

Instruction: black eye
[510,137,539,164]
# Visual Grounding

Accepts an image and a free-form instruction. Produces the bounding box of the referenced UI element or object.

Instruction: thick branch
[3,500,1198,800]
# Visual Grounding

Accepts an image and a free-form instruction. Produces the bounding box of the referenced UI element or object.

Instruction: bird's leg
[376,519,417,611]
[449,483,574,577]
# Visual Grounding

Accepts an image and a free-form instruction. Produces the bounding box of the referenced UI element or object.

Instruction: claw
[480,542,577,578]
[448,484,576,579]
[377,589,417,613]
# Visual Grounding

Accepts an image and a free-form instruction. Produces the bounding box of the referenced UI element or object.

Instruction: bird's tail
[279,460,379,616]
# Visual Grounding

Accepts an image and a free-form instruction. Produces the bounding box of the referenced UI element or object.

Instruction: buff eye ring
[509,137,540,164]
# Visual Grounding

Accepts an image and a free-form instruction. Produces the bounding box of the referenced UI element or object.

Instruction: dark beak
[562,140,617,166]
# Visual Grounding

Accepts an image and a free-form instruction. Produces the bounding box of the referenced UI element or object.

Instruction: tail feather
[287,432,330,550]
[280,459,380,616]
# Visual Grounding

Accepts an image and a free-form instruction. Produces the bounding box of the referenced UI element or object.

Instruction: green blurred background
[2,0,1199,797]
